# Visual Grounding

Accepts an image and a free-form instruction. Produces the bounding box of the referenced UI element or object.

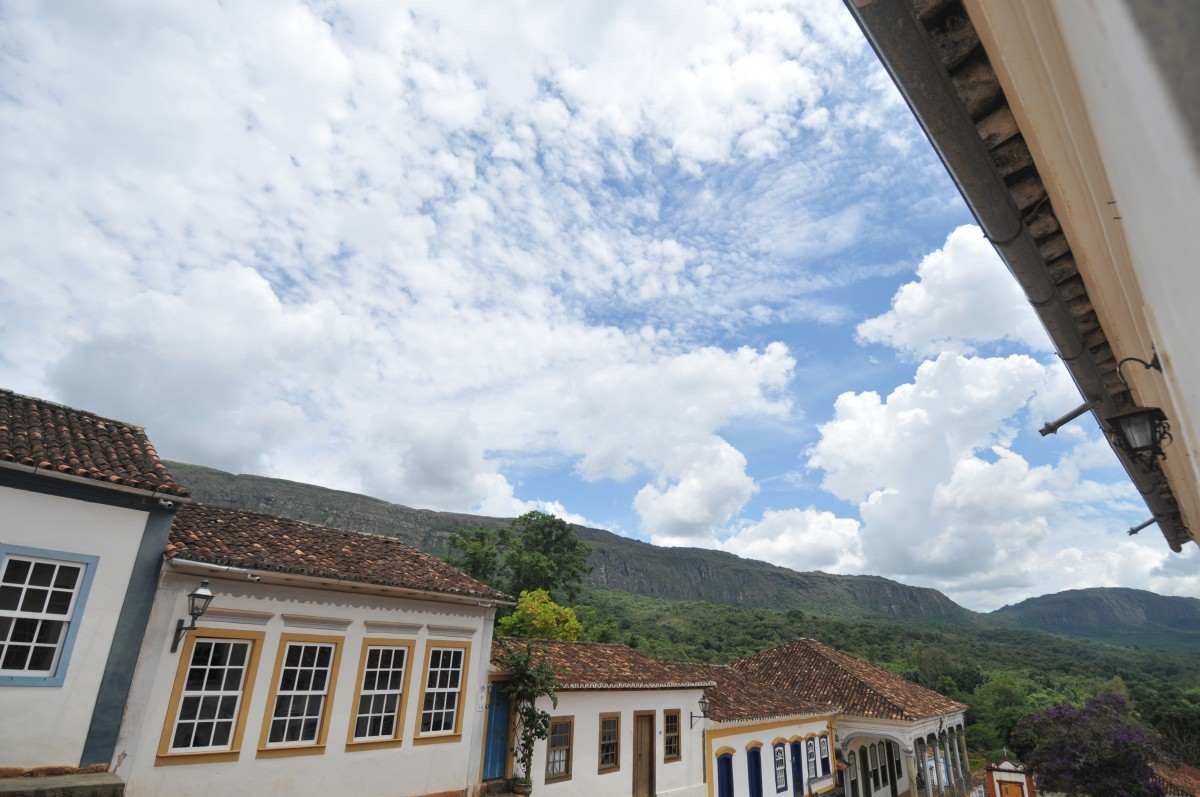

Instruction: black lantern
[1106,406,1171,465]
[171,580,214,653]
[690,694,711,728]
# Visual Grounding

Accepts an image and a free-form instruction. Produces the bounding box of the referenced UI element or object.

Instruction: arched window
[747,745,763,797]
[717,753,734,797]
[869,744,880,790]
[819,735,830,776]
[806,738,818,780]
[849,752,860,797]
[772,743,788,792]
[881,742,889,786]
[892,742,903,781]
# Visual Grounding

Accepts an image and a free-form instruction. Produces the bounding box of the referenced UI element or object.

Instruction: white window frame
[419,645,465,736]
[265,640,336,748]
[352,644,409,742]
[806,738,818,779]
[819,735,831,776]
[167,637,252,753]
[773,743,788,792]
[0,547,95,686]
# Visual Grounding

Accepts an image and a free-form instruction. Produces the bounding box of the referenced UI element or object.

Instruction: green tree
[502,511,591,600]
[498,589,584,641]
[498,643,559,792]
[446,526,508,586]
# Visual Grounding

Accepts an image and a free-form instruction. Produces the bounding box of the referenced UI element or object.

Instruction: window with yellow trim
[420,645,466,735]
[257,633,344,755]
[352,644,409,742]
[663,708,681,762]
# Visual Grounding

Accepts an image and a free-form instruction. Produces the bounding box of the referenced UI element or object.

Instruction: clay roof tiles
[491,638,716,691]
[733,638,966,722]
[167,504,507,602]
[0,389,188,497]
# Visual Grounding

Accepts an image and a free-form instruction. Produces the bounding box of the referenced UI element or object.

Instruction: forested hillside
[994,588,1200,651]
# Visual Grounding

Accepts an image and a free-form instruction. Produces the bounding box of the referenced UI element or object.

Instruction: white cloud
[856,225,1052,357]
[721,508,863,573]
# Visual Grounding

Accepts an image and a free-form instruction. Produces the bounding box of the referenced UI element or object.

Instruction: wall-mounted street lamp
[1105,406,1172,468]
[171,580,214,653]
[690,695,711,728]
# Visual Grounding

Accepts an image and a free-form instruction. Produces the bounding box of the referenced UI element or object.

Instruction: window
[663,708,681,762]
[258,633,343,754]
[545,716,573,782]
[849,752,859,797]
[869,743,880,789]
[157,628,264,763]
[806,738,818,780]
[0,548,94,684]
[347,639,414,747]
[819,735,831,776]
[417,642,470,738]
[773,743,788,792]
[747,744,764,797]
[598,712,620,772]
[893,742,903,780]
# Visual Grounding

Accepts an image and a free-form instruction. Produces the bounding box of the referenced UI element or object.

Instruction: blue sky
[2,0,1195,609]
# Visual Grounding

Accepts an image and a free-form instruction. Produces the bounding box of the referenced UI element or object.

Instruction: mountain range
[166,461,1200,651]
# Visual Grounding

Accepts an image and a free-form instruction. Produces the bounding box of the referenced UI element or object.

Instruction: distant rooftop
[0,388,188,497]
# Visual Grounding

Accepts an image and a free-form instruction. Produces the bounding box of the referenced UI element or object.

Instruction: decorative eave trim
[0,458,192,503]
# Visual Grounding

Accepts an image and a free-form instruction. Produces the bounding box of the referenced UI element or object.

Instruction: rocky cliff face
[166,461,975,623]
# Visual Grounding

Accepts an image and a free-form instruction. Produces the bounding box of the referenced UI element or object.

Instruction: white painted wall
[1052,0,1200,526]
[114,570,496,797]
[0,484,148,767]
[528,688,707,797]
[843,735,910,797]
[705,716,836,797]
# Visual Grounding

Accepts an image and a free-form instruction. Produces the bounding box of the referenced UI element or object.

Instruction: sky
[2,0,1196,611]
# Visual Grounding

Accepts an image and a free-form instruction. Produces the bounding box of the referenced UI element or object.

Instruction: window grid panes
[893,742,903,779]
[353,645,407,741]
[267,642,334,746]
[807,738,818,779]
[420,647,464,734]
[773,744,788,790]
[598,715,619,771]
[546,718,572,780]
[664,709,681,761]
[870,744,880,789]
[169,638,250,751]
[850,751,859,793]
[0,556,82,675]
[881,742,890,785]
[819,735,831,775]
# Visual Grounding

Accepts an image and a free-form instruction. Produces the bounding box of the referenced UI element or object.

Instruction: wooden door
[1000,782,1026,797]
[633,712,655,797]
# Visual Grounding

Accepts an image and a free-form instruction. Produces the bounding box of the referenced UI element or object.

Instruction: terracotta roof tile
[491,638,716,691]
[0,389,188,497]
[733,638,966,722]
[168,504,507,602]
[689,663,831,723]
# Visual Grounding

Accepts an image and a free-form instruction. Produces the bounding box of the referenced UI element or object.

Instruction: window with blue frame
[0,545,97,686]
[747,745,764,797]
[806,738,818,780]
[773,743,788,792]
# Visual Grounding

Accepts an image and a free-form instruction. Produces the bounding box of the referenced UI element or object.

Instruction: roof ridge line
[0,388,148,431]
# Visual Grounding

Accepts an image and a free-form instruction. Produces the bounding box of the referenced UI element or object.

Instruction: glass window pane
[10,619,37,643]
[0,587,18,611]
[20,588,48,613]
[53,566,80,589]
[3,559,31,584]
[46,590,72,614]
[27,646,55,671]
[29,563,55,587]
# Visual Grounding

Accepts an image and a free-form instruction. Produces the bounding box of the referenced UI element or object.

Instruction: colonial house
[1,388,972,797]
[113,504,508,797]
[0,390,190,773]
[493,638,969,797]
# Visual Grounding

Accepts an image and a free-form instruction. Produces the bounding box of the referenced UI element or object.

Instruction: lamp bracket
[1116,350,1162,386]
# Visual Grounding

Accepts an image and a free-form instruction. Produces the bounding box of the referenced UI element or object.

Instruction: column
[930,736,943,796]
[956,727,969,784]
[903,747,919,797]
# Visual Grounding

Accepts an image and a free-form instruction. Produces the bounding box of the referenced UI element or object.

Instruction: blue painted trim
[0,543,99,687]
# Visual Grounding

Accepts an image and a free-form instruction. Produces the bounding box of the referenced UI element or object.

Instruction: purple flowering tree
[1011,693,1165,797]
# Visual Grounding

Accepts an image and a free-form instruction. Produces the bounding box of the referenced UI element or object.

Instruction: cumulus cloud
[856,225,1052,357]
[721,508,863,573]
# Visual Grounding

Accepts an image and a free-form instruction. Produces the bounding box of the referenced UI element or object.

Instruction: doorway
[886,743,899,797]
[1000,783,1026,797]
[747,745,763,797]
[633,711,655,797]
[790,741,804,796]
[717,753,734,797]
[482,682,510,781]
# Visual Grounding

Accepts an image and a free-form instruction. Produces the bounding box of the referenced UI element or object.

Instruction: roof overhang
[844,0,1195,550]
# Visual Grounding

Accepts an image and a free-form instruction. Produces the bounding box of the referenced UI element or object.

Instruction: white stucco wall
[704,715,836,797]
[842,734,910,797]
[114,570,496,797]
[528,688,707,797]
[0,484,148,767]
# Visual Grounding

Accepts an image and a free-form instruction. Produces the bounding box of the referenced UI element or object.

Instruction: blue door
[747,745,764,797]
[483,683,510,780]
[717,753,735,797]
[791,741,804,796]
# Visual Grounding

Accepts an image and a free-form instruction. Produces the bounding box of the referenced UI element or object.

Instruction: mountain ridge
[165,461,1197,650]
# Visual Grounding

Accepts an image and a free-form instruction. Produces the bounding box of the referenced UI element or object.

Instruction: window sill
[597,766,620,775]
[345,737,405,753]
[155,750,242,767]
[413,733,462,746]
[256,744,327,759]
[664,755,682,764]
[545,775,573,784]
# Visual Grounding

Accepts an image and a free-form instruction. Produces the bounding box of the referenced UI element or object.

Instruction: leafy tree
[498,643,559,792]
[497,589,583,641]
[446,526,508,585]
[1011,693,1165,796]
[503,512,590,600]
